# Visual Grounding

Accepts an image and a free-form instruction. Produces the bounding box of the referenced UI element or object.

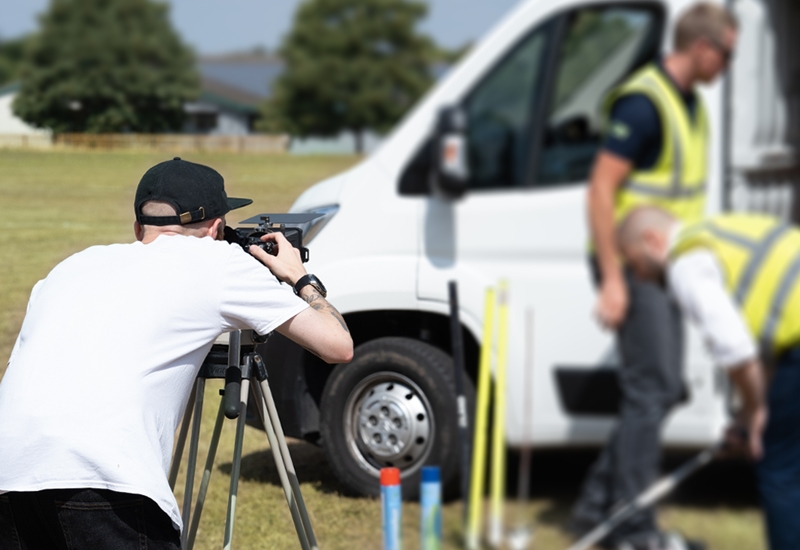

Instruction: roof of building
[198,75,263,113]
[0,82,21,96]
[198,53,283,100]
[1,52,448,115]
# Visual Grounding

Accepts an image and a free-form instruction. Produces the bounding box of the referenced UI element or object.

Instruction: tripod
[168,329,318,550]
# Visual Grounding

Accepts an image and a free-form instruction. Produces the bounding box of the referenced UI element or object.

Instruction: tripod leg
[255,378,318,550]
[185,397,227,550]
[253,380,312,550]
[181,378,206,548]
[170,381,197,490]
[223,378,251,550]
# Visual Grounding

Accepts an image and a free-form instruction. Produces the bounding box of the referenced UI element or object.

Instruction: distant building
[184,53,281,136]
[189,52,385,153]
[0,83,50,136]
[0,51,446,153]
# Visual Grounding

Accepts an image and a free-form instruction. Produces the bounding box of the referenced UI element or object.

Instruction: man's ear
[134,221,144,242]
[645,228,670,259]
[642,228,660,253]
[210,218,225,240]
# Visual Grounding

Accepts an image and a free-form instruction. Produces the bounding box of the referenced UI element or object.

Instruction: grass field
[0,150,767,549]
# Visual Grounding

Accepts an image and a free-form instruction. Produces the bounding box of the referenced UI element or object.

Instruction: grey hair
[616,206,676,251]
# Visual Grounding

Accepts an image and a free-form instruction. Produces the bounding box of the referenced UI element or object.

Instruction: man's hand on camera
[248,232,306,285]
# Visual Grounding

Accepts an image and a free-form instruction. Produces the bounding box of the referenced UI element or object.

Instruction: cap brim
[227,197,253,211]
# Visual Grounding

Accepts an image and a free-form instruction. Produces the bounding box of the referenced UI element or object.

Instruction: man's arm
[249,232,354,364]
[275,287,354,364]
[727,359,768,459]
[589,94,661,329]
[668,251,766,458]
[587,151,633,329]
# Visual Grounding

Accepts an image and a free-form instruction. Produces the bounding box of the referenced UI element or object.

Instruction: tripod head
[200,330,272,419]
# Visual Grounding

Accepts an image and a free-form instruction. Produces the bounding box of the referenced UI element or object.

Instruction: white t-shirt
[0,234,308,531]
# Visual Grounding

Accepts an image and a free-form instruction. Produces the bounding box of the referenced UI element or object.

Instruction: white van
[256,0,800,498]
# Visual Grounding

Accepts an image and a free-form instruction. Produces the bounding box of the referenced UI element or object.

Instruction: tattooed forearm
[304,291,325,310]
[329,311,349,333]
[305,291,325,311]
[303,291,350,333]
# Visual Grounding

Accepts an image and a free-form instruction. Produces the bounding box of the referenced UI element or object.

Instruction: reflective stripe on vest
[763,254,800,350]
[671,214,800,354]
[605,63,708,223]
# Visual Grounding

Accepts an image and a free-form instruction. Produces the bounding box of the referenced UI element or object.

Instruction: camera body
[223,213,322,263]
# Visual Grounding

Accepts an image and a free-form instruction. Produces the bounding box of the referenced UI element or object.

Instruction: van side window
[464,25,551,190]
[536,7,661,186]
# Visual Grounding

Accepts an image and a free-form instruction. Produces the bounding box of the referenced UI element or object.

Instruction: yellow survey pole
[489,280,509,548]
[466,287,496,550]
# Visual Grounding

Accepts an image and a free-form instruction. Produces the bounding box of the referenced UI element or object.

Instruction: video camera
[223,213,323,263]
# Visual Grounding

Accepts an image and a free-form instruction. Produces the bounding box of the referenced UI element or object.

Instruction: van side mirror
[431,106,469,198]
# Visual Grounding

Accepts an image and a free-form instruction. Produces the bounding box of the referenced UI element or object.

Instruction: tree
[259,0,435,153]
[13,0,199,133]
[433,42,472,66]
[0,36,31,88]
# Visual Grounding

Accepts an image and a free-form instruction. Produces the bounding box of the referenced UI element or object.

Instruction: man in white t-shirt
[0,157,353,549]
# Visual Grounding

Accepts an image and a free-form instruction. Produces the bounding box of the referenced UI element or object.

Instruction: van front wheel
[320,337,468,499]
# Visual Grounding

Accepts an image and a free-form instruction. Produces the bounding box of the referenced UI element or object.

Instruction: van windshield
[463,6,661,191]
[537,8,660,186]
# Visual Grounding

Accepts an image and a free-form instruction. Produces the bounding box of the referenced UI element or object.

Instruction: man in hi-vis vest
[617,206,798,550]
[574,4,738,549]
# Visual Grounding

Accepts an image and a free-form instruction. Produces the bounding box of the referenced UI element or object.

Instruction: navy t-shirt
[604,61,698,170]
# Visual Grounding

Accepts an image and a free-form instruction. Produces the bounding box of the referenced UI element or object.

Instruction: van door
[416,4,668,445]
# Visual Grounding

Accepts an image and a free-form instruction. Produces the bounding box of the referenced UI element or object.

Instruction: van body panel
[291,170,348,213]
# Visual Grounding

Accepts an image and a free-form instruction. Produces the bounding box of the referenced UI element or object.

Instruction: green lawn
[0,150,767,549]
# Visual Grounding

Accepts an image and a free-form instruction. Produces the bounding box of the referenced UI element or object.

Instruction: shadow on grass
[509,448,760,530]
[219,443,761,531]
[218,438,350,496]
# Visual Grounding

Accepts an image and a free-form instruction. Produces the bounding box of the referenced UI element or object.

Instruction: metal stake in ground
[508,307,535,550]
[448,280,472,523]
[566,444,721,550]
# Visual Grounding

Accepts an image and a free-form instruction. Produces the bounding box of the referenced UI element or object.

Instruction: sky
[0,0,523,55]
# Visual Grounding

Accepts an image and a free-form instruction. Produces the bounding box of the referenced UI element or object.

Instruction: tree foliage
[0,37,31,88]
[13,0,199,133]
[259,0,435,152]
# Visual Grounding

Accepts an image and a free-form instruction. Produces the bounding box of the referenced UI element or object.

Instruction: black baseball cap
[134,157,252,226]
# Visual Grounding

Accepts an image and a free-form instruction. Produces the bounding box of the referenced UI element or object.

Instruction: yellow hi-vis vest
[605,63,709,224]
[671,214,800,355]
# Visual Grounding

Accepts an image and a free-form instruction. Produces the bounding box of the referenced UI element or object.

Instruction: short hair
[617,206,676,251]
[140,201,178,218]
[674,2,738,51]
[140,200,218,236]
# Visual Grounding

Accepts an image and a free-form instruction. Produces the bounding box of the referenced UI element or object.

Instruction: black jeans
[572,258,686,546]
[0,488,180,550]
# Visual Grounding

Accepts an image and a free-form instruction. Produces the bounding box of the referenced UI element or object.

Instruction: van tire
[320,337,471,500]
